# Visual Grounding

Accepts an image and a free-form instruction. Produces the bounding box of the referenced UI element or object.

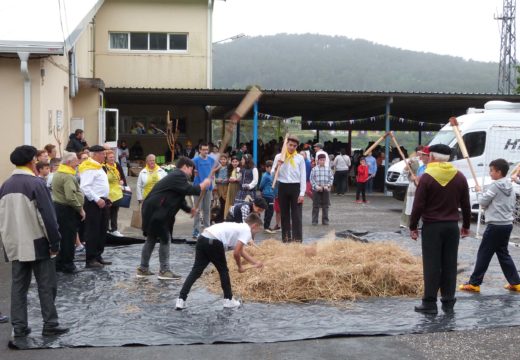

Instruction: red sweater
[356,165,369,183]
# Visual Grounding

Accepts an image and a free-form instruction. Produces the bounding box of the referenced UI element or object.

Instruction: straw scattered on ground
[203,234,423,303]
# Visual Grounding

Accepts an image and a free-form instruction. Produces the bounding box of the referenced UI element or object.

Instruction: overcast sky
[213,0,507,63]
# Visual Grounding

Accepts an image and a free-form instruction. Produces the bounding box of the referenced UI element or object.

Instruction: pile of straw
[203,236,423,303]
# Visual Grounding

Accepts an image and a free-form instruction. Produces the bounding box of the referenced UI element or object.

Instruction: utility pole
[497,0,517,94]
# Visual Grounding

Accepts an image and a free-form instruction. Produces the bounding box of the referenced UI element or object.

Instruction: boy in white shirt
[176,213,264,309]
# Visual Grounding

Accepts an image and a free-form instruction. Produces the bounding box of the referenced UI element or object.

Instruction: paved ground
[1,177,520,359]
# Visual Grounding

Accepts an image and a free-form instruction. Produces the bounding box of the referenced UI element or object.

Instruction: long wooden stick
[194,87,262,212]
[389,132,417,183]
[363,132,390,156]
[449,117,480,191]
[272,134,289,188]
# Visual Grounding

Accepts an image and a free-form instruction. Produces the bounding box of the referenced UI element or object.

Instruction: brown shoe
[86,260,104,269]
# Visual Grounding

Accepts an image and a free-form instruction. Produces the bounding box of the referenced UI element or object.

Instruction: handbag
[116,189,132,208]
[131,204,142,229]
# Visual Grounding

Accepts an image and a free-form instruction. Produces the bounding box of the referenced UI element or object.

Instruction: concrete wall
[94,0,209,88]
[75,22,95,78]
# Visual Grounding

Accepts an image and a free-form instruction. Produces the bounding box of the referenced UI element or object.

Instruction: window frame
[108,32,189,53]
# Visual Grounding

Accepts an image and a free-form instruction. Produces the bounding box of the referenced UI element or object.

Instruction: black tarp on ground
[8,231,520,349]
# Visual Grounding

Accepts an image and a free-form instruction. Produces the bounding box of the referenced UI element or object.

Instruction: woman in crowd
[117,140,130,177]
[104,150,127,237]
[44,144,58,159]
[234,154,258,204]
[214,154,229,223]
[224,156,240,216]
[137,154,167,203]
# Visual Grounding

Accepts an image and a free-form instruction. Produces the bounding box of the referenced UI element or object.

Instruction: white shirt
[315,149,330,167]
[333,154,351,171]
[80,162,109,202]
[136,167,168,201]
[271,152,307,196]
[202,222,251,249]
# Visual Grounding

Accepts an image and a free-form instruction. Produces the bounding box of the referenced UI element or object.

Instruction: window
[150,33,167,50]
[169,34,188,50]
[130,33,148,50]
[453,131,486,159]
[110,33,128,49]
[109,32,188,51]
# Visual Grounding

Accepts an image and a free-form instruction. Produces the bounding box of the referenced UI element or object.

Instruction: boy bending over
[176,213,264,309]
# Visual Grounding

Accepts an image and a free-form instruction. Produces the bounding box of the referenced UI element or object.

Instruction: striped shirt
[310,165,334,190]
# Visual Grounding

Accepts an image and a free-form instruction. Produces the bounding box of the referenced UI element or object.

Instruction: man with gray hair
[52,152,85,273]
[409,144,471,315]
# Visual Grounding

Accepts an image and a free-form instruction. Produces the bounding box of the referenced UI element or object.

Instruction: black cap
[428,144,452,156]
[89,145,105,153]
[253,197,268,210]
[10,145,37,166]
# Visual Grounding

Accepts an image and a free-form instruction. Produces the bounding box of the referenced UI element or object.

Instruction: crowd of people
[3,126,520,337]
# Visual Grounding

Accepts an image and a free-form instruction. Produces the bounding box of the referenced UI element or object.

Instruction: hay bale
[203,238,423,303]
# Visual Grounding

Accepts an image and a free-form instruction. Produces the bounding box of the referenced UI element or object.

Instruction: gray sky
[213,0,506,63]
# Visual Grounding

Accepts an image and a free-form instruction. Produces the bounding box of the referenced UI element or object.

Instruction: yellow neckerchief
[16,166,35,176]
[143,164,161,199]
[78,158,102,174]
[57,164,76,175]
[425,161,458,187]
[285,150,297,168]
[105,162,123,202]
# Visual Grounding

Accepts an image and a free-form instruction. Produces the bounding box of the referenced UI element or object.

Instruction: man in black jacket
[137,157,211,280]
[65,129,88,153]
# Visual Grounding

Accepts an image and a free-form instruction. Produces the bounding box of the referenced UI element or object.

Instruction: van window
[429,130,455,146]
[452,131,486,159]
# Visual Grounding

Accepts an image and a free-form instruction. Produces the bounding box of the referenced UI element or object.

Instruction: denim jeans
[193,191,212,234]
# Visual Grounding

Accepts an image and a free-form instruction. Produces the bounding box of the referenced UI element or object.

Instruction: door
[99,108,119,149]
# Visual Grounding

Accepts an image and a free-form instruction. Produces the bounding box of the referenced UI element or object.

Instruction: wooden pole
[389,132,416,183]
[449,117,480,191]
[272,134,289,188]
[363,132,389,156]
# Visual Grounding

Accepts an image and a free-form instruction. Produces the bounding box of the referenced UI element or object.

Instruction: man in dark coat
[137,157,211,280]
[65,129,88,153]
[409,144,471,315]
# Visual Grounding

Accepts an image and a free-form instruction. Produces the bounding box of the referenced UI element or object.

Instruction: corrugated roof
[105,87,520,128]
[0,0,103,54]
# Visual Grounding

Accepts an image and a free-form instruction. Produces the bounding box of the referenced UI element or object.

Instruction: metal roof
[105,87,520,130]
[0,0,103,55]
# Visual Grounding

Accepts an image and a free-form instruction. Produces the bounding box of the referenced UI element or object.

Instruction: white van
[385,101,520,213]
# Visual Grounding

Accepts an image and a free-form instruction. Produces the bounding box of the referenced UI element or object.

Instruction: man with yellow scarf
[52,152,85,273]
[409,144,471,315]
[79,145,110,269]
[137,154,167,203]
[271,135,306,242]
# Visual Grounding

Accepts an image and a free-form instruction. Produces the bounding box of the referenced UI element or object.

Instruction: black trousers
[356,182,366,201]
[335,170,349,194]
[278,182,303,242]
[263,196,274,229]
[179,236,232,300]
[421,221,459,304]
[469,224,520,286]
[54,203,80,272]
[109,205,120,231]
[82,198,109,263]
[11,259,59,334]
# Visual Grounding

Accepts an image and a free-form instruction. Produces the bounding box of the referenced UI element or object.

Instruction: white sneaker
[175,298,186,310]
[223,298,241,308]
[111,230,124,237]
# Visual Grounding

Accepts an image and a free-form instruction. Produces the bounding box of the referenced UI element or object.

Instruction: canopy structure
[105,87,520,129]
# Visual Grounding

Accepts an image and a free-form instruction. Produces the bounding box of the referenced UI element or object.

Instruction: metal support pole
[348,130,352,155]
[418,130,422,145]
[236,121,240,149]
[253,101,258,165]
[317,130,320,142]
[384,97,393,194]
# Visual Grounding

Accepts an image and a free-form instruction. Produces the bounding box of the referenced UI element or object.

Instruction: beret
[10,145,37,166]
[89,145,105,153]
[428,144,452,156]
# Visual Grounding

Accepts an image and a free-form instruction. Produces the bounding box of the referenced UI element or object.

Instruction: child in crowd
[226,198,267,223]
[46,157,61,190]
[175,213,264,310]
[36,161,51,180]
[215,154,229,223]
[460,158,520,293]
[310,154,334,225]
[355,157,369,204]
[259,160,275,232]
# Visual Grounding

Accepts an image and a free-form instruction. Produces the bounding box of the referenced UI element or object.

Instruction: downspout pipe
[207,0,214,89]
[18,52,31,145]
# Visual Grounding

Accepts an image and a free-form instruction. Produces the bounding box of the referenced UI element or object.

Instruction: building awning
[105,88,520,130]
